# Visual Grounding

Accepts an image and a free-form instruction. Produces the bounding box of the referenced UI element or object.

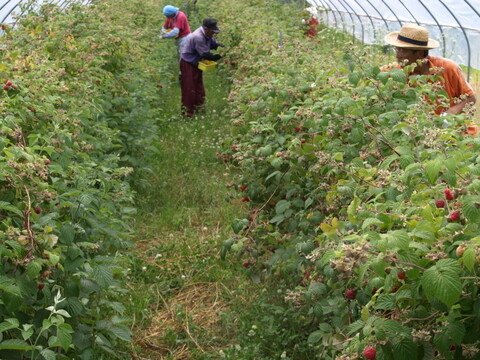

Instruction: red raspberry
[242,262,250,268]
[294,127,301,132]
[345,289,356,300]
[397,272,406,280]
[444,188,454,201]
[435,200,445,208]
[37,283,45,291]
[363,347,376,359]
[34,206,42,214]
[449,211,460,221]
[241,196,250,202]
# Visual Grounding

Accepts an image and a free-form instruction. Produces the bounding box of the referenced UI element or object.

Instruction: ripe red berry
[1,24,6,31]
[37,283,45,291]
[242,262,250,268]
[241,196,250,202]
[294,127,301,132]
[371,287,378,295]
[301,138,306,143]
[345,289,356,300]
[34,206,42,214]
[363,347,376,360]
[44,159,51,165]
[397,271,406,280]
[435,200,445,208]
[231,144,237,149]
[449,211,460,221]
[5,81,12,86]
[444,188,454,201]
[3,84,9,90]
[450,345,457,351]
[239,185,247,191]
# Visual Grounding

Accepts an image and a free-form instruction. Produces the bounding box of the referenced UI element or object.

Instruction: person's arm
[162,27,180,39]
[444,94,476,115]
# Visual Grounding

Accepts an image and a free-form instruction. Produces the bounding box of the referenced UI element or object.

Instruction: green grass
[119,49,255,359]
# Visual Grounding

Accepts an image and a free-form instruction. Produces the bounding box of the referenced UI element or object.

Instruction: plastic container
[198,60,217,71]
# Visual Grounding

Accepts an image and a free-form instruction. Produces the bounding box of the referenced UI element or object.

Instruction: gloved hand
[204,53,222,61]
[218,43,225,47]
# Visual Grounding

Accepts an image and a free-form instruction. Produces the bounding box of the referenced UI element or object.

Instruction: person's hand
[211,54,222,61]
[218,43,225,47]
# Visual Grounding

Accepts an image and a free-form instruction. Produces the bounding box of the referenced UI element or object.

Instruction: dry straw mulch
[134,281,231,360]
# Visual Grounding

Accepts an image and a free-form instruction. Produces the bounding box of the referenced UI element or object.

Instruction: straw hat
[385,23,439,49]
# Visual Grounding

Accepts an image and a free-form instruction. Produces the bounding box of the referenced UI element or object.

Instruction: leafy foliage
[216,0,480,359]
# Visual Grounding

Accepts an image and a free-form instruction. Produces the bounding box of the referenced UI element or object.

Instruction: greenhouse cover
[307,0,480,79]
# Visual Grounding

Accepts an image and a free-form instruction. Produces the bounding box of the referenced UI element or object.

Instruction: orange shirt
[382,56,475,114]
[427,56,475,114]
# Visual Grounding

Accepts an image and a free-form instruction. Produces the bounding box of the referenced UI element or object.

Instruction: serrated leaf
[378,72,390,85]
[93,265,114,289]
[57,323,73,351]
[424,158,442,185]
[387,230,410,250]
[110,325,131,342]
[0,339,33,350]
[26,259,43,280]
[0,201,23,217]
[41,348,56,360]
[349,72,362,86]
[390,69,407,83]
[362,218,384,230]
[307,330,323,344]
[462,198,480,222]
[393,337,417,360]
[275,200,290,214]
[421,259,462,307]
[347,319,365,335]
[375,294,396,310]
[462,248,475,271]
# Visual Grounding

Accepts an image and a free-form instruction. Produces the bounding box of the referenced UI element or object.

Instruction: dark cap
[202,18,220,33]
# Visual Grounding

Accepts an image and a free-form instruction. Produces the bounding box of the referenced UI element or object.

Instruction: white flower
[154,253,162,259]
[142,266,147,271]
[311,82,316,87]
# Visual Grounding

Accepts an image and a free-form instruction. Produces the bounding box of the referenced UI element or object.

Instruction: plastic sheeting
[1,0,91,26]
[307,0,480,79]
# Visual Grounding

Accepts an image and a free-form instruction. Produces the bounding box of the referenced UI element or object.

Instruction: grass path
[123,55,253,359]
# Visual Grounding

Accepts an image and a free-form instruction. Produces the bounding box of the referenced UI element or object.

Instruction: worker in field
[384,23,476,117]
[179,17,223,117]
[160,5,191,56]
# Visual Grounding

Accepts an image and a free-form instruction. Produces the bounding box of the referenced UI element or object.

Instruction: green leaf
[0,319,19,333]
[462,248,475,271]
[390,69,407,83]
[462,197,480,222]
[26,259,43,280]
[362,218,384,230]
[0,201,23,216]
[393,337,417,360]
[57,323,73,351]
[349,72,362,86]
[421,259,462,307]
[386,230,410,251]
[60,223,75,245]
[109,325,131,342]
[375,294,396,310]
[307,330,323,345]
[275,200,290,214]
[424,158,442,185]
[378,72,390,85]
[93,265,114,289]
[0,339,33,350]
[347,319,365,335]
[40,348,56,360]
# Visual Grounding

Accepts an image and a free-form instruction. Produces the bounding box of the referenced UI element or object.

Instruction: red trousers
[180,59,205,117]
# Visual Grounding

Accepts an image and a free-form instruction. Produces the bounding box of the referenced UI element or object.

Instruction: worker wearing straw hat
[385,23,476,116]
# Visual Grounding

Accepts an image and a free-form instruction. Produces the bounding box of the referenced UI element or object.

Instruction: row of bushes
[215,0,480,359]
[0,1,168,358]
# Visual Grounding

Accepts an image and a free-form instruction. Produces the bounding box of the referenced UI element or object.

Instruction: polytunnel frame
[1,0,92,27]
[308,0,477,81]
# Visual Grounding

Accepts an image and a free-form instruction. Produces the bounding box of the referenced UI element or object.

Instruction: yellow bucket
[198,60,217,71]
